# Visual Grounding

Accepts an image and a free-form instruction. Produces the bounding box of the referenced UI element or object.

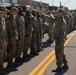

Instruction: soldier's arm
[5,17,13,38]
[21,16,25,36]
[0,21,3,38]
[32,16,38,31]
[0,21,3,47]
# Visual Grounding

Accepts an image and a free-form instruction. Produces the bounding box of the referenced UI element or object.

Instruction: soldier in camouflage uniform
[47,11,54,43]
[23,9,33,58]
[30,9,39,55]
[41,13,46,37]
[52,8,68,72]
[0,6,8,74]
[5,7,18,67]
[36,11,43,52]
[15,7,25,62]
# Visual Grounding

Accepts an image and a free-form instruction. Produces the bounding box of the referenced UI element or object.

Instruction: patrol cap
[0,6,7,12]
[57,8,66,14]
[52,10,55,13]
[48,10,51,13]
[47,10,51,15]
[26,5,31,11]
[11,7,18,11]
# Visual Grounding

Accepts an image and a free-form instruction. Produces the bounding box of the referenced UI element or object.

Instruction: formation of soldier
[0,5,76,74]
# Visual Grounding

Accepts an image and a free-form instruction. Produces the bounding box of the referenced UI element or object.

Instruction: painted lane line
[37,34,74,75]
[29,34,72,75]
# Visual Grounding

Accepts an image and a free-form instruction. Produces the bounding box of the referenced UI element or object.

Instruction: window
[12,0,17,3]
[4,0,9,3]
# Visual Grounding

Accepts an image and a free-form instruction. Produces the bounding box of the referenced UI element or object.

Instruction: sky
[34,0,76,9]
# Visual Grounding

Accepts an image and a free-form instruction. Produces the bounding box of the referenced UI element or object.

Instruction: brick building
[3,0,49,10]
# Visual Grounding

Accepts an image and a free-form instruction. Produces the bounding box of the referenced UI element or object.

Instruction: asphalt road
[4,30,76,75]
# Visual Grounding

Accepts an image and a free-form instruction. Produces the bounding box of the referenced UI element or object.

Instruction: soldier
[52,8,69,72]
[0,6,8,74]
[15,7,25,62]
[41,12,46,37]
[30,9,39,55]
[23,9,33,58]
[47,11,55,43]
[5,7,18,67]
[36,11,43,52]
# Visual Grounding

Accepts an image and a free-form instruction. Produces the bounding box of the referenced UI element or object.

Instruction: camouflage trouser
[40,31,43,43]
[30,31,37,52]
[15,37,24,57]
[6,39,16,60]
[0,43,7,65]
[55,38,67,67]
[36,32,41,50]
[23,33,32,54]
[42,23,45,36]
[48,28,54,41]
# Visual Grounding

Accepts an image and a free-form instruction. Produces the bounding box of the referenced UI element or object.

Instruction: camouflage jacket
[37,17,43,32]
[16,15,25,37]
[54,16,66,38]
[32,16,38,32]
[24,14,33,35]
[0,17,8,49]
[5,15,18,40]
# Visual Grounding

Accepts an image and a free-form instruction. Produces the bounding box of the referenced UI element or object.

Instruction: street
[5,30,76,75]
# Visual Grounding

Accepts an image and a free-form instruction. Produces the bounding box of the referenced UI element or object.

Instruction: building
[3,0,49,10]
[49,6,58,11]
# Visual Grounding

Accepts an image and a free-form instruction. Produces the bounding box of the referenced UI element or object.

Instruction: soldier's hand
[15,36,18,40]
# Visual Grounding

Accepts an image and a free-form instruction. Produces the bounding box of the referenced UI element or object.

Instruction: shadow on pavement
[15,54,38,67]
[41,39,52,48]
[6,68,18,72]
[23,54,37,62]
[54,70,68,75]
[4,54,38,74]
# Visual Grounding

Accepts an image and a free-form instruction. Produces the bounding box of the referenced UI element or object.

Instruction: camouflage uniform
[47,15,55,42]
[30,10,39,55]
[41,13,46,37]
[5,15,18,64]
[30,16,38,54]
[36,15,43,52]
[64,14,69,40]
[54,16,67,68]
[15,15,25,59]
[0,17,8,65]
[23,11,33,57]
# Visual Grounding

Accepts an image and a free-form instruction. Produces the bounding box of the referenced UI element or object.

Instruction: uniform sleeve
[0,21,3,43]
[6,18,12,38]
[32,17,38,31]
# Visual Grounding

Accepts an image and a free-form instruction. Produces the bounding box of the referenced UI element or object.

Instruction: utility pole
[52,0,54,11]
[60,1,62,8]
